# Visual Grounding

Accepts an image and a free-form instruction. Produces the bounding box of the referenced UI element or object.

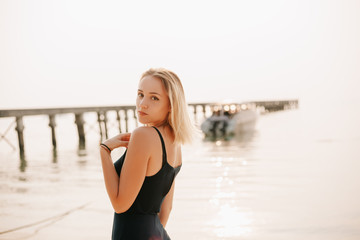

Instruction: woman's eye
[137,93,158,100]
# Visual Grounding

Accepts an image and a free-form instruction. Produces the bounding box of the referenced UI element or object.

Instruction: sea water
[0,100,359,240]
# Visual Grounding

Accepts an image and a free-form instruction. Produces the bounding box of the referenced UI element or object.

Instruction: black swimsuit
[112,126,181,240]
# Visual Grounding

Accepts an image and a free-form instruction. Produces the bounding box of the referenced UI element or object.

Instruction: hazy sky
[1,0,359,109]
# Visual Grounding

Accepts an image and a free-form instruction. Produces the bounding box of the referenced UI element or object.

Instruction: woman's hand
[102,133,131,151]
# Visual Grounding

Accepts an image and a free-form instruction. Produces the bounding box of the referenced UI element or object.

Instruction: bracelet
[100,143,112,153]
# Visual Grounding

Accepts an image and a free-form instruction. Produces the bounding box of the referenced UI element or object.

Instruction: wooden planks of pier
[0,100,298,161]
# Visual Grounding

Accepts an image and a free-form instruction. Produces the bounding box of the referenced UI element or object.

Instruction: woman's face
[136,75,171,126]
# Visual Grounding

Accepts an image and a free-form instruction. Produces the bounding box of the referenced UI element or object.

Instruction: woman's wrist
[100,144,111,154]
[102,139,116,150]
[100,143,112,153]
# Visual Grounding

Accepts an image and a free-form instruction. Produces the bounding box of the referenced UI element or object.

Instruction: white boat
[200,102,259,139]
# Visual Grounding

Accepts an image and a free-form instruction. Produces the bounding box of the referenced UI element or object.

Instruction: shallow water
[0,104,360,240]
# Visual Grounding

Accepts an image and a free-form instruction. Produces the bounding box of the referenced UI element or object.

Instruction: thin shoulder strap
[152,126,167,164]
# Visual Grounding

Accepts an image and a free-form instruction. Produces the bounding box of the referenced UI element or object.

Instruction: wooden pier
[249,99,299,112]
[0,100,298,162]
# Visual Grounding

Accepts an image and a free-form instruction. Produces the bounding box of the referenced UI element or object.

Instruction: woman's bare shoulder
[132,126,154,133]
[130,126,157,141]
[126,127,157,154]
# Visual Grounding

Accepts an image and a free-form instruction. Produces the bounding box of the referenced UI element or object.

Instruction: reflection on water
[203,133,256,239]
[209,204,253,238]
[52,149,57,164]
[17,148,58,173]
[19,157,27,172]
[203,128,257,146]
[1,108,360,239]
[231,130,257,144]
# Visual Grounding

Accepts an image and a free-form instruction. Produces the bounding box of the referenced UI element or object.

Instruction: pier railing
[0,100,298,161]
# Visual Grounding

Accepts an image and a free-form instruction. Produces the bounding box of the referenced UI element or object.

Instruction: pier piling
[48,115,57,151]
[193,105,197,122]
[103,112,109,140]
[124,109,129,132]
[116,111,122,133]
[75,113,86,155]
[15,116,25,160]
[133,109,138,128]
[202,105,207,118]
[97,112,104,142]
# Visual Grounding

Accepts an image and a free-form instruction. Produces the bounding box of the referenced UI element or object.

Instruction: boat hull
[201,109,258,139]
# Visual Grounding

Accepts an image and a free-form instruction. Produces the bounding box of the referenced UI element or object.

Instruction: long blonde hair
[141,68,197,145]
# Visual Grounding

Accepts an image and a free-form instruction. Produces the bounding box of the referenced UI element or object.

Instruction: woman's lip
[138,111,148,115]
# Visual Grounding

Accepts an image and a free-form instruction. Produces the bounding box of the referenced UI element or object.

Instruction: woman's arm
[159,144,182,227]
[100,127,152,213]
[100,147,121,206]
[159,180,175,227]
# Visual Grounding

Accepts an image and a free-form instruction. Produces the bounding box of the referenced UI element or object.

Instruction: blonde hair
[141,68,197,145]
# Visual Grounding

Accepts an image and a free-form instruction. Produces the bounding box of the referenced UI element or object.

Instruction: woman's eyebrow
[138,89,161,96]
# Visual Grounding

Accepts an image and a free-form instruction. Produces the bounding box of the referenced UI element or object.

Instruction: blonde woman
[99,68,196,240]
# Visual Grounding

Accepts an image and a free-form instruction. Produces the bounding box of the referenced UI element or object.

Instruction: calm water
[0,101,360,240]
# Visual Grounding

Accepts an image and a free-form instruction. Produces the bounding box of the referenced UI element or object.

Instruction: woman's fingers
[121,140,130,148]
[102,133,131,150]
[122,133,131,141]
[115,133,131,141]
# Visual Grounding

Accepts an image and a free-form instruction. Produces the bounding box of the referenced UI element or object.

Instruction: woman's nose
[139,99,148,109]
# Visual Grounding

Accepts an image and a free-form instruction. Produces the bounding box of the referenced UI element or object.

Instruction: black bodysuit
[112,126,181,240]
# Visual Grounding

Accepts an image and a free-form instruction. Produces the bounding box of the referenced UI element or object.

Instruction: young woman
[99,68,196,240]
